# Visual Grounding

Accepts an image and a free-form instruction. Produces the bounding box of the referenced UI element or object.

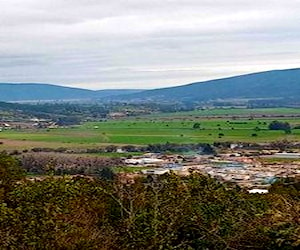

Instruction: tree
[96,167,116,181]
[0,152,24,198]
[268,121,291,133]
[56,116,81,126]
[193,122,201,129]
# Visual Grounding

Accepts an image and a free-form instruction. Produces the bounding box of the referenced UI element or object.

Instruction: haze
[1,0,300,89]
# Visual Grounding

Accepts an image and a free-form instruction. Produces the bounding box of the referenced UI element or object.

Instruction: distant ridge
[1,68,300,103]
[0,83,143,102]
[115,68,300,103]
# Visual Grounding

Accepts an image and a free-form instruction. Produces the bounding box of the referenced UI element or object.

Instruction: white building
[141,169,170,175]
[248,189,269,194]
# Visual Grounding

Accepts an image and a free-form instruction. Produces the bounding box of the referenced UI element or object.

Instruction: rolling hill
[1,68,300,103]
[0,83,143,102]
[115,68,300,103]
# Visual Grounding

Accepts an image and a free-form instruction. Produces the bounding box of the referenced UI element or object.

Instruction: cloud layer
[1,0,300,89]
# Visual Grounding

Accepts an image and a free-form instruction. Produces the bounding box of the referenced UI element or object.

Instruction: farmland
[144,107,300,118]
[1,109,300,151]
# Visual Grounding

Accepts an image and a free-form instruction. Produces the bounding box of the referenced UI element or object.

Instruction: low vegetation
[1,117,300,151]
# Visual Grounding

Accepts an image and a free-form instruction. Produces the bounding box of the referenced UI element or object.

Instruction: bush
[269,121,291,133]
[0,152,24,194]
[192,122,201,129]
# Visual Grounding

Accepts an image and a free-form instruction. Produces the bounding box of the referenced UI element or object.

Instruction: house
[125,158,165,165]
[0,123,11,130]
[141,168,170,175]
[108,112,127,119]
[248,189,269,194]
[116,148,125,153]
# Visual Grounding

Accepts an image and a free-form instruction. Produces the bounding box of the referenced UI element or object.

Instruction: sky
[1,0,300,90]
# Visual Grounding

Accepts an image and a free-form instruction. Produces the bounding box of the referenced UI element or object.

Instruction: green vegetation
[0,152,24,197]
[0,101,109,122]
[260,157,300,164]
[269,120,292,134]
[0,153,299,249]
[146,107,300,118]
[114,166,150,173]
[1,117,300,149]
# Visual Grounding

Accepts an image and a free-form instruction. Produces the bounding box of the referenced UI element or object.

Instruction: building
[141,169,170,175]
[273,153,300,159]
[125,158,165,165]
[248,189,269,194]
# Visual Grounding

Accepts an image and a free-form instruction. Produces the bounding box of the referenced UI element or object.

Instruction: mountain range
[0,83,143,102]
[0,68,300,103]
[116,68,300,103]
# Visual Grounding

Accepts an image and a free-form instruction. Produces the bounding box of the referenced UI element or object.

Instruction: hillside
[116,68,300,103]
[1,69,300,103]
[0,83,143,102]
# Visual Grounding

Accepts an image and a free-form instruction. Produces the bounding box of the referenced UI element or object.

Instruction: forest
[0,152,299,249]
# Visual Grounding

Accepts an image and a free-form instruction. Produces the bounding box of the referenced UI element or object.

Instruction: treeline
[14,140,298,156]
[20,153,122,176]
[0,101,195,123]
[19,143,216,155]
[0,152,299,249]
[248,97,300,108]
[0,102,109,124]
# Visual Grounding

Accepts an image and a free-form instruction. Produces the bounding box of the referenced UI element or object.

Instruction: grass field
[144,107,300,118]
[1,112,300,150]
[148,108,300,117]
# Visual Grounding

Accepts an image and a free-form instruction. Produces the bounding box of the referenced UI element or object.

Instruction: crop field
[1,114,300,150]
[146,107,300,118]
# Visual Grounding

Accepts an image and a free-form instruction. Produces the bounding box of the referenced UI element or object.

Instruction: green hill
[117,68,300,103]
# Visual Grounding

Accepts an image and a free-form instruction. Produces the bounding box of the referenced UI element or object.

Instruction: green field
[1,114,300,150]
[145,107,300,118]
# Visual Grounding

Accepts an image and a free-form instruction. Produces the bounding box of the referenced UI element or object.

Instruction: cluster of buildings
[189,159,299,189]
[0,123,11,131]
[123,152,300,192]
[0,119,58,130]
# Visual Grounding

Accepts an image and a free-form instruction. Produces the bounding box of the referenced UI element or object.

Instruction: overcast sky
[1,0,300,90]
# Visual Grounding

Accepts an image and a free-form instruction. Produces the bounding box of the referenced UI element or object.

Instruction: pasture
[144,107,300,118]
[1,115,300,150]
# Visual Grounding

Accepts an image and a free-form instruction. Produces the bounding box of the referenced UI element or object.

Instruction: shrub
[268,121,291,133]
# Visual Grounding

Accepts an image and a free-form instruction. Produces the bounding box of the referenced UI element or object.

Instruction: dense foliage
[0,153,299,249]
[0,101,194,123]
[23,143,216,155]
[0,102,109,123]
[20,153,122,176]
[269,121,291,133]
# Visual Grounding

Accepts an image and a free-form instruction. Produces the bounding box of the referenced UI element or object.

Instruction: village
[122,150,300,193]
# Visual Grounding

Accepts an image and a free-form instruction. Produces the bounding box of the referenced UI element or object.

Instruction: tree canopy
[0,155,299,249]
[269,120,291,133]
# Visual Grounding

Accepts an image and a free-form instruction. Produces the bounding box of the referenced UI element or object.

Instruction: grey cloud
[0,0,300,89]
